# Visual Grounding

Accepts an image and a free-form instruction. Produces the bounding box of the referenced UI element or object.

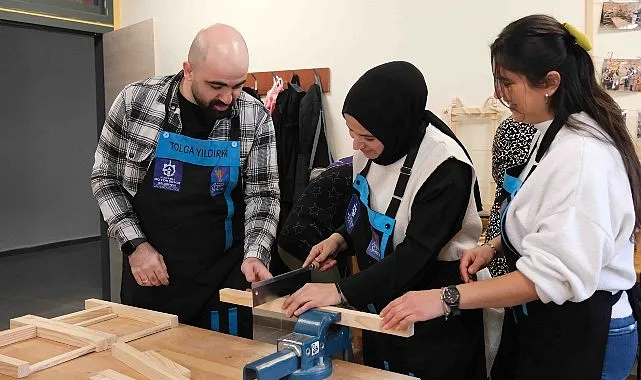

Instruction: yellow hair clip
[563,23,592,52]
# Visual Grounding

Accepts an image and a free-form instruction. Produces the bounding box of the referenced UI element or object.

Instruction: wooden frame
[0,319,117,378]
[111,342,190,380]
[50,299,179,343]
[444,97,505,209]
[244,68,330,95]
[219,288,414,338]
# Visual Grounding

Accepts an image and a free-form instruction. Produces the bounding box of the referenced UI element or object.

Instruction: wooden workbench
[0,317,411,379]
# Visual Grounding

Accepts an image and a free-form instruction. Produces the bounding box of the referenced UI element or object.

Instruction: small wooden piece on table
[0,316,117,378]
[111,342,190,380]
[219,288,414,338]
[90,369,136,380]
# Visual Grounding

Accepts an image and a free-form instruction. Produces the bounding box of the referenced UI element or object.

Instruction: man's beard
[193,88,232,121]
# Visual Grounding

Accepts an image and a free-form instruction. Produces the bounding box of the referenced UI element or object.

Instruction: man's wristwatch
[121,238,146,256]
[440,285,461,320]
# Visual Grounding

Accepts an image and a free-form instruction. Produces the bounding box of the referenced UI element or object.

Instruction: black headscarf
[342,61,427,166]
[342,61,484,211]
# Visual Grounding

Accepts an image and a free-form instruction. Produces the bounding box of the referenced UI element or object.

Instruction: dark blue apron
[345,126,485,379]
[494,117,640,380]
[121,74,252,338]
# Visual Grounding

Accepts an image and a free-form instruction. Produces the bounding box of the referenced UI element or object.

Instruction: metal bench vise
[243,309,351,379]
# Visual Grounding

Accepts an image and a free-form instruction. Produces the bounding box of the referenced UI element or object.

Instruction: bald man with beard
[91,24,279,336]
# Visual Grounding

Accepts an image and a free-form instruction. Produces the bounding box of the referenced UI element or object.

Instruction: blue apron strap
[228,307,238,336]
[384,361,390,371]
[211,311,220,331]
[366,303,377,314]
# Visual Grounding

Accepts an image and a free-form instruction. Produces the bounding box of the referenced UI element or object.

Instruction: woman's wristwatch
[440,285,461,320]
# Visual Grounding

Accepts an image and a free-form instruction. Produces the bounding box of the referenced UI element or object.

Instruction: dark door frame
[0,18,111,300]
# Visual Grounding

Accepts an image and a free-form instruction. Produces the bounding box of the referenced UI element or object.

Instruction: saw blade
[250,264,316,306]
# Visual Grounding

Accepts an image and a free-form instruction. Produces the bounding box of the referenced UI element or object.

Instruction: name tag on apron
[153,131,240,195]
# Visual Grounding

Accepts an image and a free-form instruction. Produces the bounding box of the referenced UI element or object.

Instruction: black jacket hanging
[272,75,306,230]
[294,83,331,201]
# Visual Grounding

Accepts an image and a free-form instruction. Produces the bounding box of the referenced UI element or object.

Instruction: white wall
[118,0,586,206]
[119,0,584,157]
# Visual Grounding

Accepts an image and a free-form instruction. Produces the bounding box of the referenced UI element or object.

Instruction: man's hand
[241,258,272,283]
[128,242,169,287]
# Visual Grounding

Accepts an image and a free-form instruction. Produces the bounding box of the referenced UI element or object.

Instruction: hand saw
[250,263,317,307]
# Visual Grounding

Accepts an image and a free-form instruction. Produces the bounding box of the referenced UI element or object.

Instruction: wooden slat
[111,342,189,380]
[28,345,94,374]
[244,68,330,95]
[9,315,116,351]
[145,350,191,378]
[90,369,136,380]
[219,288,414,338]
[0,326,36,348]
[0,354,29,378]
[86,299,179,328]
[218,288,253,308]
[75,313,119,327]
[53,305,113,325]
[117,323,173,343]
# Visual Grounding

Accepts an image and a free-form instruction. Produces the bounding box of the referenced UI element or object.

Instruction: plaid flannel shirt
[91,73,280,266]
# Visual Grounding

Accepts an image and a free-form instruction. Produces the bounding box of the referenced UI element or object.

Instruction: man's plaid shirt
[91,73,280,266]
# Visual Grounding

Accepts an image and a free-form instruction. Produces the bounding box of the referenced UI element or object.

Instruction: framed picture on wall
[601,1,641,30]
[601,58,641,92]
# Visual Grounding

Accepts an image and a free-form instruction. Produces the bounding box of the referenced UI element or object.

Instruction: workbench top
[0,319,412,379]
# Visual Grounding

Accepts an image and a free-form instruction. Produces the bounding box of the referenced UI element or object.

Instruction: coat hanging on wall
[294,77,332,201]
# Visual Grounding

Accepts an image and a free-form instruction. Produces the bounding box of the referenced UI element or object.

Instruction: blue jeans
[602,315,638,380]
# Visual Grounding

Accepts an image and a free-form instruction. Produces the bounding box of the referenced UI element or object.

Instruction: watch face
[443,286,460,306]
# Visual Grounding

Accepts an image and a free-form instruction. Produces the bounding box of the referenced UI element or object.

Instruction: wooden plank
[75,313,119,327]
[218,288,252,308]
[117,323,172,343]
[28,345,94,374]
[0,326,36,348]
[0,354,29,378]
[86,299,179,327]
[90,369,136,380]
[9,315,116,351]
[111,342,189,380]
[145,350,191,378]
[219,288,414,338]
[52,305,113,325]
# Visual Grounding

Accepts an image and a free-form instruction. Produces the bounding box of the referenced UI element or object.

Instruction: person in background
[485,117,537,278]
[277,157,354,281]
[91,24,279,337]
[283,61,486,379]
[381,15,640,380]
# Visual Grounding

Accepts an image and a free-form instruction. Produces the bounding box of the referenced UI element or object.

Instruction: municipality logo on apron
[210,167,230,197]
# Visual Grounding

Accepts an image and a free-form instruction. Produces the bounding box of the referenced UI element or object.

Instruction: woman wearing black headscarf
[283,61,486,379]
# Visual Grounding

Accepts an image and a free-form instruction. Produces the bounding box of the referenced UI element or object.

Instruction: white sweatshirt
[505,112,636,317]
